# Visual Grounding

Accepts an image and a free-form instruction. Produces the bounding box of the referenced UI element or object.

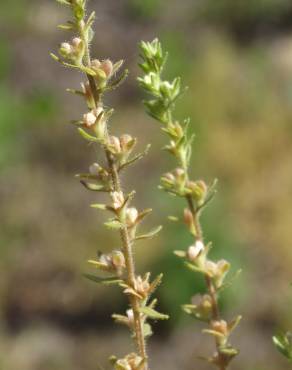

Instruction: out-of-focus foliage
[273,331,292,361]
[194,0,292,41]
[127,0,161,19]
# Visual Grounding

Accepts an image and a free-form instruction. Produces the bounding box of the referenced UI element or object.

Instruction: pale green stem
[166,107,226,369]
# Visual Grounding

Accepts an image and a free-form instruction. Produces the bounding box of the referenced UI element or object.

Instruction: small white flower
[72,37,82,48]
[187,240,204,262]
[89,163,101,176]
[125,207,138,225]
[205,260,218,277]
[101,59,113,78]
[59,42,72,57]
[83,111,96,127]
[94,106,104,117]
[111,191,124,209]
[108,136,121,153]
[91,59,101,69]
[126,309,134,326]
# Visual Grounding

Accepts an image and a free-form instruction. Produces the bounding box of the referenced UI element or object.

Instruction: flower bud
[162,172,175,182]
[125,309,135,329]
[111,191,125,210]
[135,275,150,298]
[95,253,117,273]
[125,207,138,226]
[214,259,230,288]
[91,59,101,70]
[115,353,143,370]
[174,122,184,138]
[187,240,204,262]
[108,136,121,154]
[91,59,108,86]
[205,260,218,277]
[111,250,126,276]
[115,359,131,370]
[81,81,95,109]
[92,107,106,139]
[101,59,113,78]
[120,134,135,155]
[112,250,126,268]
[72,37,82,48]
[211,320,228,336]
[83,111,97,127]
[188,293,213,321]
[188,180,208,204]
[59,38,84,62]
[167,140,177,155]
[174,167,185,180]
[59,42,72,57]
[89,163,101,176]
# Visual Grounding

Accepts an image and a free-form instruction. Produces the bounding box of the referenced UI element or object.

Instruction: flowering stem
[184,149,226,369]
[138,38,240,370]
[105,151,148,367]
[53,4,168,369]
[187,196,226,367]
[76,12,148,369]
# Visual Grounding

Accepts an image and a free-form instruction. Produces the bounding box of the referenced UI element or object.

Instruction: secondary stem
[186,194,226,370]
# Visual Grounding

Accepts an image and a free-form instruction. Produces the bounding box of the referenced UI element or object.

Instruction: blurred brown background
[1,0,292,369]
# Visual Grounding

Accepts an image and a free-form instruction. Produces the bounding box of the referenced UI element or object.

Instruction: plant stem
[106,151,148,367]
[78,17,148,369]
[186,194,226,370]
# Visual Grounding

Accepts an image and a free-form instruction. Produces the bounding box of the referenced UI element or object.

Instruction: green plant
[51,2,168,369]
[273,331,292,362]
[138,39,241,370]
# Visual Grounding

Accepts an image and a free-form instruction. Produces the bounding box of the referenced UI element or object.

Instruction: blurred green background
[1,0,292,369]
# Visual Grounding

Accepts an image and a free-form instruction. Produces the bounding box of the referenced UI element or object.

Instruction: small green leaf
[119,144,151,171]
[56,0,70,5]
[228,315,242,333]
[174,250,186,258]
[85,11,96,30]
[90,204,107,210]
[184,261,204,274]
[273,332,292,360]
[136,208,152,223]
[104,220,124,230]
[143,323,153,337]
[203,329,225,339]
[50,52,60,62]
[79,65,96,76]
[66,88,84,96]
[168,215,178,222]
[77,128,98,142]
[106,69,129,91]
[113,60,124,74]
[135,225,162,241]
[80,181,105,192]
[57,23,74,30]
[139,306,169,320]
[83,274,122,285]
[148,273,163,295]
